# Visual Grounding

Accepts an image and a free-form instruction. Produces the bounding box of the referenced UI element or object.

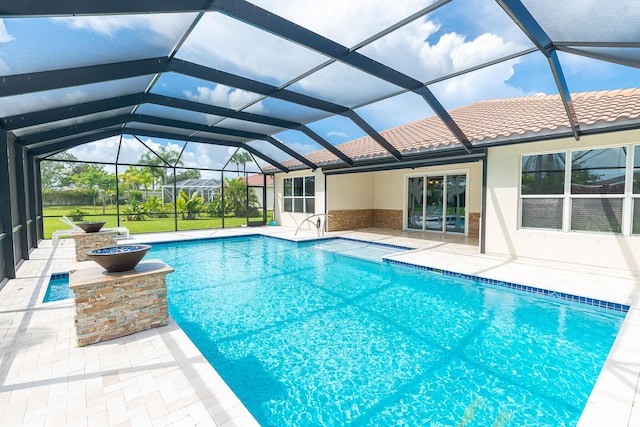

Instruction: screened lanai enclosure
[1,0,639,283]
[162,179,220,204]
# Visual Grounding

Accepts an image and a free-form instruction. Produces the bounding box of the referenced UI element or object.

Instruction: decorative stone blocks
[69,259,174,347]
[329,208,480,237]
[327,209,375,231]
[468,213,480,238]
[71,230,118,261]
[374,209,404,229]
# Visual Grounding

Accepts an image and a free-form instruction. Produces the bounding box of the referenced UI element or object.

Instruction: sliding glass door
[406,173,467,234]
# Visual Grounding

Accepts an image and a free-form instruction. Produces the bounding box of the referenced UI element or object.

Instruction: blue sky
[1,0,639,169]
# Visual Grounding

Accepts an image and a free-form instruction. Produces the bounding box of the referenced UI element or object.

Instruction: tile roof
[276,88,640,171]
[244,174,274,186]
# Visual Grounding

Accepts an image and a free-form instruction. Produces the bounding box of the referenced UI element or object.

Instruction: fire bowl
[76,221,107,233]
[87,244,151,272]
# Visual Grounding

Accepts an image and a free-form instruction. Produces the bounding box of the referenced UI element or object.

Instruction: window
[633,146,640,234]
[521,146,635,234]
[283,176,315,213]
[570,147,626,233]
[521,153,565,230]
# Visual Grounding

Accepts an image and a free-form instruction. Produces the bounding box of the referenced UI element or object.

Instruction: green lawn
[43,205,273,239]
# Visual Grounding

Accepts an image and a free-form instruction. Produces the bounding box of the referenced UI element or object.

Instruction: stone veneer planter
[71,229,119,262]
[69,259,174,347]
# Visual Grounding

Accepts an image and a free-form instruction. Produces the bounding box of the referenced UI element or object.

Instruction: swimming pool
[151,235,623,426]
[43,273,72,303]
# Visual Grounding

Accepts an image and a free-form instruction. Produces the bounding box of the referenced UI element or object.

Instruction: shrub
[207,199,224,217]
[65,208,89,221]
[122,200,147,221]
[177,191,204,220]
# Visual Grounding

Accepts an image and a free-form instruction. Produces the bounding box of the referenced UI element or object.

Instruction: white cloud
[177,12,326,85]
[61,90,92,105]
[54,13,195,47]
[67,136,121,162]
[0,19,14,42]
[327,131,347,138]
[430,58,524,109]
[184,85,265,112]
[249,0,429,48]
[0,20,14,74]
[183,143,236,171]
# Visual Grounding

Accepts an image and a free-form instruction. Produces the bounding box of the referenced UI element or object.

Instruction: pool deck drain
[1,226,639,426]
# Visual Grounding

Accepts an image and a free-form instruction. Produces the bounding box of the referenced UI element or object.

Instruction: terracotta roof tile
[273,88,640,170]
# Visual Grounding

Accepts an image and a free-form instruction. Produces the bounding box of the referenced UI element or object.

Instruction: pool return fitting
[295,213,332,237]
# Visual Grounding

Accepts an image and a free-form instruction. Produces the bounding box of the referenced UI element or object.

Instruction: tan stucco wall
[326,172,375,210]
[274,162,483,232]
[485,129,640,271]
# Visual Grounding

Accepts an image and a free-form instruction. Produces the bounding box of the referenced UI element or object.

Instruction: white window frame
[520,144,638,236]
[283,176,315,214]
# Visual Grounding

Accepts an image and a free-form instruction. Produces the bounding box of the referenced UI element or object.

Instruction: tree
[177,191,204,220]
[230,151,253,175]
[214,177,259,217]
[139,146,183,189]
[166,169,201,184]
[119,166,155,198]
[71,165,116,214]
[40,152,78,190]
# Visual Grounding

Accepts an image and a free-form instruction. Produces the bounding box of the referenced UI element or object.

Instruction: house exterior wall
[272,162,483,233]
[326,173,376,230]
[273,169,325,230]
[485,129,640,271]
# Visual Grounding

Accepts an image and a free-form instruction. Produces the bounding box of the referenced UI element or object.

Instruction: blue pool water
[149,236,623,426]
[43,274,72,303]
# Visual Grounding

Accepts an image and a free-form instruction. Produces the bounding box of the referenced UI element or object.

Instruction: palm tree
[220,177,259,217]
[176,191,204,220]
[139,146,183,189]
[230,151,253,175]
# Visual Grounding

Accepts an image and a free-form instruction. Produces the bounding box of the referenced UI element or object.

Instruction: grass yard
[43,205,272,239]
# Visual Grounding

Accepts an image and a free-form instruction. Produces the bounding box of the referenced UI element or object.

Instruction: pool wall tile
[383,258,629,313]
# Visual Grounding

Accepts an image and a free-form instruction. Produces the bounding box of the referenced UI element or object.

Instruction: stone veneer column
[69,259,174,347]
[71,230,118,261]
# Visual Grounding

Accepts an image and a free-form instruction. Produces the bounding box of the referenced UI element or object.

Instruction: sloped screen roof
[1,0,639,173]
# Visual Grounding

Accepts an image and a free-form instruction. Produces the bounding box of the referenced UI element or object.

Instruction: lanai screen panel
[358,0,534,84]
[175,11,330,86]
[0,13,196,74]
[522,0,640,42]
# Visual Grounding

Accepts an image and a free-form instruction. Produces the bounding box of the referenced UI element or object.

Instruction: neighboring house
[243,174,274,211]
[272,89,640,271]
